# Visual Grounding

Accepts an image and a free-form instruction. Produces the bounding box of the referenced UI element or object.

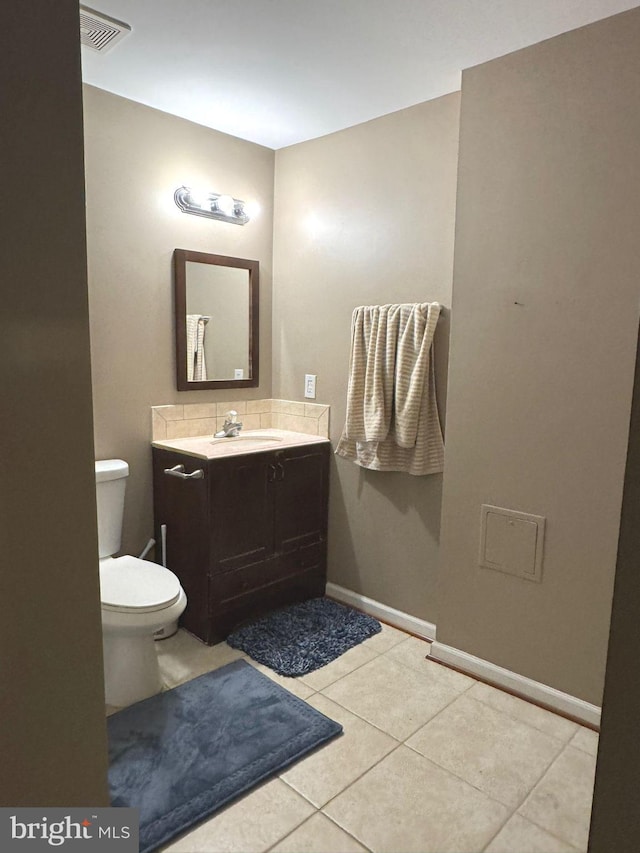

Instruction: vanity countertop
[152,429,330,460]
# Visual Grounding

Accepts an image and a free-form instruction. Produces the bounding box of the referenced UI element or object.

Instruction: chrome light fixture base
[174,186,250,225]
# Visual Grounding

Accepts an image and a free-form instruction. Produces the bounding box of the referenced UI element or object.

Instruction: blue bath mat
[107,659,342,853]
[227,596,382,676]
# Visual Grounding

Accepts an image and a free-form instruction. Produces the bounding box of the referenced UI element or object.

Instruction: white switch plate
[304,374,317,399]
[234,368,244,379]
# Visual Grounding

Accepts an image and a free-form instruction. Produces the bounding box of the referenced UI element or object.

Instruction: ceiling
[80,0,639,150]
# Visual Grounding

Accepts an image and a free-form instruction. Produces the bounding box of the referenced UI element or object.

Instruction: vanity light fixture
[174,186,250,225]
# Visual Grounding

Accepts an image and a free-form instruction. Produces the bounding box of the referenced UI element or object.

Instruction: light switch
[304,374,317,399]
[479,504,545,582]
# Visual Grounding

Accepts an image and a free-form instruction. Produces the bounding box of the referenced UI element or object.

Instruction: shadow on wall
[355,466,444,540]
[433,307,450,432]
[343,305,449,539]
[328,454,444,618]
[326,312,449,622]
[328,458,444,607]
[326,455,360,587]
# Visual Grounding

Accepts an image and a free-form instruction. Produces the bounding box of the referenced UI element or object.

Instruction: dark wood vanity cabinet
[152,441,330,644]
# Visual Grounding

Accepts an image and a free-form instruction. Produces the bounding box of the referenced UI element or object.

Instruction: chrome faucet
[215,411,243,438]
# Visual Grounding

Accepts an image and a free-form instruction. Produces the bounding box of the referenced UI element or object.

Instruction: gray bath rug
[107,659,342,853]
[226,596,382,676]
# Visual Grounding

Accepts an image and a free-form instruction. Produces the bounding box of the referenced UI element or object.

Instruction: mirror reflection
[174,249,259,391]
[186,263,250,381]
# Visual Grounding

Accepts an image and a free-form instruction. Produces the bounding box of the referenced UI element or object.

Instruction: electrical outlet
[234,368,244,379]
[304,374,317,399]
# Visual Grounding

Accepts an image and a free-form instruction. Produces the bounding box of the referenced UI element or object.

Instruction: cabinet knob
[164,464,204,480]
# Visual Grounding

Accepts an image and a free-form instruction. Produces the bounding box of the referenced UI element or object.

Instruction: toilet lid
[100,556,182,613]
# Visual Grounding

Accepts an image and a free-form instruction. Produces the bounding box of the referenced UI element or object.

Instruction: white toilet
[96,459,187,707]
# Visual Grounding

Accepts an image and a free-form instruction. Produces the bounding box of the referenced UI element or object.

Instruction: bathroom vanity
[152,430,330,644]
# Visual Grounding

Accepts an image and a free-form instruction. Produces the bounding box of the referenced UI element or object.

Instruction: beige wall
[2,4,108,804]
[83,86,275,555]
[438,7,640,704]
[273,96,460,621]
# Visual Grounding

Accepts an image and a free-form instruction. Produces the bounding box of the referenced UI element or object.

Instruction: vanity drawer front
[210,559,280,605]
[210,544,324,607]
[278,540,324,575]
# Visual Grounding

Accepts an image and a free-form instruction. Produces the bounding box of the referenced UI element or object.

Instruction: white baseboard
[325,582,437,640]
[429,641,601,728]
[325,583,600,727]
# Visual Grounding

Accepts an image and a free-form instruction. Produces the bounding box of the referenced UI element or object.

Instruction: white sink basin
[210,433,283,448]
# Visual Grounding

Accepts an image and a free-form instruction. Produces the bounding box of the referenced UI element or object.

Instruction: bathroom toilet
[96,459,187,707]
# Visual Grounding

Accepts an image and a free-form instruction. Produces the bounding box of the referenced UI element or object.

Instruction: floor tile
[406,693,564,808]
[389,639,476,691]
[162,778,315,853]
[467,681,579,742]
[131,623,594,853]
[519,745,596,850]
[298,642,379,691]
[485,813,579,852]
[359,622,408,654]
[281,694,397,807]
[384,635,433,670]
[156,631,245,688]
[269,813,368,853]
[322,654,468,740]
[246,660,316,699]
[324,745,508,853]
[569,726,599,757]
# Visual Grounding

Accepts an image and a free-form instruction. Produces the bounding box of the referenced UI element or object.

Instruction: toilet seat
[100,556,182,613]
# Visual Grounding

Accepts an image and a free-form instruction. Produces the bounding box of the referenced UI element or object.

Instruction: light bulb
[188,187,210,209]
[216,194,235,215]
[243,200,261,220]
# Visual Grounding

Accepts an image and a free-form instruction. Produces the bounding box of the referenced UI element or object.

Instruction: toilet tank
[95,459,129,558]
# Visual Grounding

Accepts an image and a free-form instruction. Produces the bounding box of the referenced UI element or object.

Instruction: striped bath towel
[336,302,444,475]
[186,314,208,381]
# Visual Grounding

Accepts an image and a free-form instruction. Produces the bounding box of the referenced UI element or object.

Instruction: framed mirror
[174,249,259,390]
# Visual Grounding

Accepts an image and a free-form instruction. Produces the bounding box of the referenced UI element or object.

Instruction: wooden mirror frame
[174,249,259,391]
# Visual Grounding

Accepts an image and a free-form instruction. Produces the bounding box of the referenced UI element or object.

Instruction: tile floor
[109,624,598,853]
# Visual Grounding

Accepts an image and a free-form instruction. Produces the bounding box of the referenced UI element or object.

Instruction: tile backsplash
[152,399,330,441]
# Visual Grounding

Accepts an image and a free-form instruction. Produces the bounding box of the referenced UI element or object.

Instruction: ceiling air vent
[80,6,131,53]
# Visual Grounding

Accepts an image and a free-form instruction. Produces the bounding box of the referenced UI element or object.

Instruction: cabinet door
[152,449,209,638]
[208,452,275,573]
[274,444,329,569]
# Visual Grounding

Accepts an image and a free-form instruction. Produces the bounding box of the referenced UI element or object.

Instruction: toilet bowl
[96,460,187,707]
[100,555,186,706]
